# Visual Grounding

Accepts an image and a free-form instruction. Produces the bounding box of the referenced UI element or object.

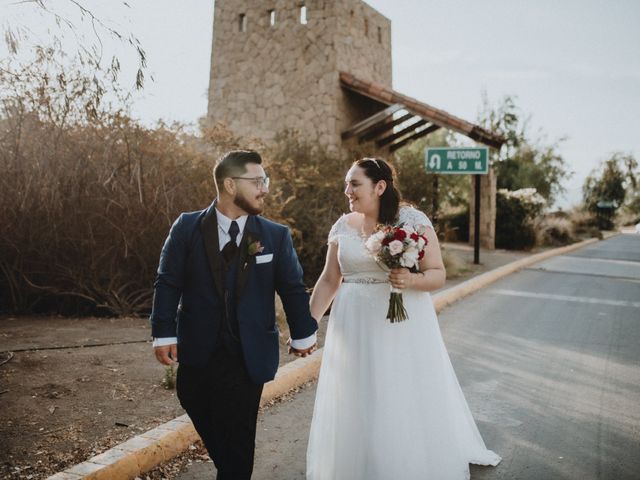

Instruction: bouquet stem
[386,286,408,323]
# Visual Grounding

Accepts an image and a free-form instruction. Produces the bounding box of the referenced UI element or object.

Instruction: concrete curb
[47,235,612,479]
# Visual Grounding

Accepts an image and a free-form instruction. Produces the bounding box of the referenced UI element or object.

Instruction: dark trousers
[177,347,264,480]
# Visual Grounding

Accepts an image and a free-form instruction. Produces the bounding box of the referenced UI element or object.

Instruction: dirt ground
[0,315,326,480]
[0,244,530,479]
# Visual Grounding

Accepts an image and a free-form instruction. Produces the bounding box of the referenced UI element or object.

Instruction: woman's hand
[388,267,414,290]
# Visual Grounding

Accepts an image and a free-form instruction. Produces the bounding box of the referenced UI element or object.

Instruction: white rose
[400,246,419,267]
[388,239,404,256]
[365,232,384,254]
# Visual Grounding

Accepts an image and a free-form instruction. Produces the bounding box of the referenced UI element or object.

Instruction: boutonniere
[248,239,265,256]
[243,234,264,270]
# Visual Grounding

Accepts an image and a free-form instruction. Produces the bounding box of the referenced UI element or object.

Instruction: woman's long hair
[354,157,401,225]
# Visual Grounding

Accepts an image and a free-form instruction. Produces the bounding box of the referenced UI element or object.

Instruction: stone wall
[207,0,392,151]
[334,0,392,139]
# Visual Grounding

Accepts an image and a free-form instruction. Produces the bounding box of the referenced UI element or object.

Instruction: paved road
[178,234,640,479]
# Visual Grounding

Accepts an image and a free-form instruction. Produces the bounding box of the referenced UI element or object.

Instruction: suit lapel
[200,200,225,299]
[236,215,260,298]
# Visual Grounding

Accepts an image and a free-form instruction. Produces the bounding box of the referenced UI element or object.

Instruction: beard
[233,191,264,215]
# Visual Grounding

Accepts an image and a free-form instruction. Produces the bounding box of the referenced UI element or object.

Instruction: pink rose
[388,239,404,256]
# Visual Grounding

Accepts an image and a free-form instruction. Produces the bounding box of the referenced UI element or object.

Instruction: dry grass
[617,208,640,228]
[535,216,578,247]
[564,208,603,239]
[0,55,348,316]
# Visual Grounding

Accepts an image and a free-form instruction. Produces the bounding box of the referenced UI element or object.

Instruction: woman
[306,158,501,479]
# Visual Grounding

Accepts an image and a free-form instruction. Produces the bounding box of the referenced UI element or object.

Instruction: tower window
[364,18,368,36]
[300,5,308,25]
[239,13,247,32]
[378,26,382,44]
[269,9,276,27]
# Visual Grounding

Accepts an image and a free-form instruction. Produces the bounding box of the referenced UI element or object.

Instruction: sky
[2,0,639,208]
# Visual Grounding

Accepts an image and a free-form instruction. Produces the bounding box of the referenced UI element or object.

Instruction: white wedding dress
[306,206,501,480]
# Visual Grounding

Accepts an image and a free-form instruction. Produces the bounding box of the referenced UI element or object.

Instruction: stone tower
[207,0,392,150]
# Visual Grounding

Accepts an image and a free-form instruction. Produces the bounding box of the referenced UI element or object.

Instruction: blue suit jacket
[149,201,318,384]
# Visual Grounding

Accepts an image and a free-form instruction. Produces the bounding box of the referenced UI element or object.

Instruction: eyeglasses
[231,176,270,189]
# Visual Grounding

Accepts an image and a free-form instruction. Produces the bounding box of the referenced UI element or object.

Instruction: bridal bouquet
[364,224,429,323]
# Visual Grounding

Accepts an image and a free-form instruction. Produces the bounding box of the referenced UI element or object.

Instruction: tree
[394,129,470,226]
[582,152,638,228]
[1,0,147,107]
[477,93,572,206]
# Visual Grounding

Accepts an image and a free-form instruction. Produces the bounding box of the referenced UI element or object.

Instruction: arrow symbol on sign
[429,154,441,170]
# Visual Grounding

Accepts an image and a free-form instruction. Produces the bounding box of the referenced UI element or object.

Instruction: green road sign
[425,147,489,174]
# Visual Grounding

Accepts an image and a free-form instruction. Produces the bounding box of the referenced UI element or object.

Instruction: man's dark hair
[214,150,263,192]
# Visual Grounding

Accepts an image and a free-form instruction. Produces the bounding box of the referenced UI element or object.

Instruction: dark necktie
[222,220,239,263]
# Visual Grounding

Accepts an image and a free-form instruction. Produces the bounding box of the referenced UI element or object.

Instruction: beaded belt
[343,278,388,284]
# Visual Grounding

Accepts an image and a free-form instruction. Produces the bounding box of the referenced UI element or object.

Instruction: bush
[566,208,603,240]
[0,53,350,315]
[536,216,577,247]
[262,131,349,286]
[0,55,254,315]
[0,113,219,315]
[618,207,640,228]
[439,208,469,243]
[582,153,636,230]
[495,188,545,250]
[0,110,346,316]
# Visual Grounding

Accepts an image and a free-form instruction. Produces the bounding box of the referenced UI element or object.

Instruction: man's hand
[287,339,318,358]
[154,344,178,365]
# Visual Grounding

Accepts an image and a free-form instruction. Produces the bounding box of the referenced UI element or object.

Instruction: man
[150,150,318,479]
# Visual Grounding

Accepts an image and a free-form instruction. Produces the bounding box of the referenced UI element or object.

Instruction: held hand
[388,267,413,290]
[287,339,318,358]
[154,344,178,366]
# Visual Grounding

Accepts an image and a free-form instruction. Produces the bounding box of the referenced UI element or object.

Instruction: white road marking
[489,289,640,308]
[565,256,640,267]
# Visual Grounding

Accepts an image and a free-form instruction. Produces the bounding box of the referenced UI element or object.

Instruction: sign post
[425,147,489,264]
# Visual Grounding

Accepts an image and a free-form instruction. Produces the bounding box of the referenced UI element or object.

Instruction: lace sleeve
[328,214,347,245]
[398,206,433,231]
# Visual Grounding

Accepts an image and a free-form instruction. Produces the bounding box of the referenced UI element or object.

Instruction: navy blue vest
[220,248,242,355]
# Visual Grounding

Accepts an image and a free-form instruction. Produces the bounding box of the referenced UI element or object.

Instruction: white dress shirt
[153,207,317,350]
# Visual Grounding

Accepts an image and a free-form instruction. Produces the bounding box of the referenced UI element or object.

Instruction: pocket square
[255,253,273,264]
